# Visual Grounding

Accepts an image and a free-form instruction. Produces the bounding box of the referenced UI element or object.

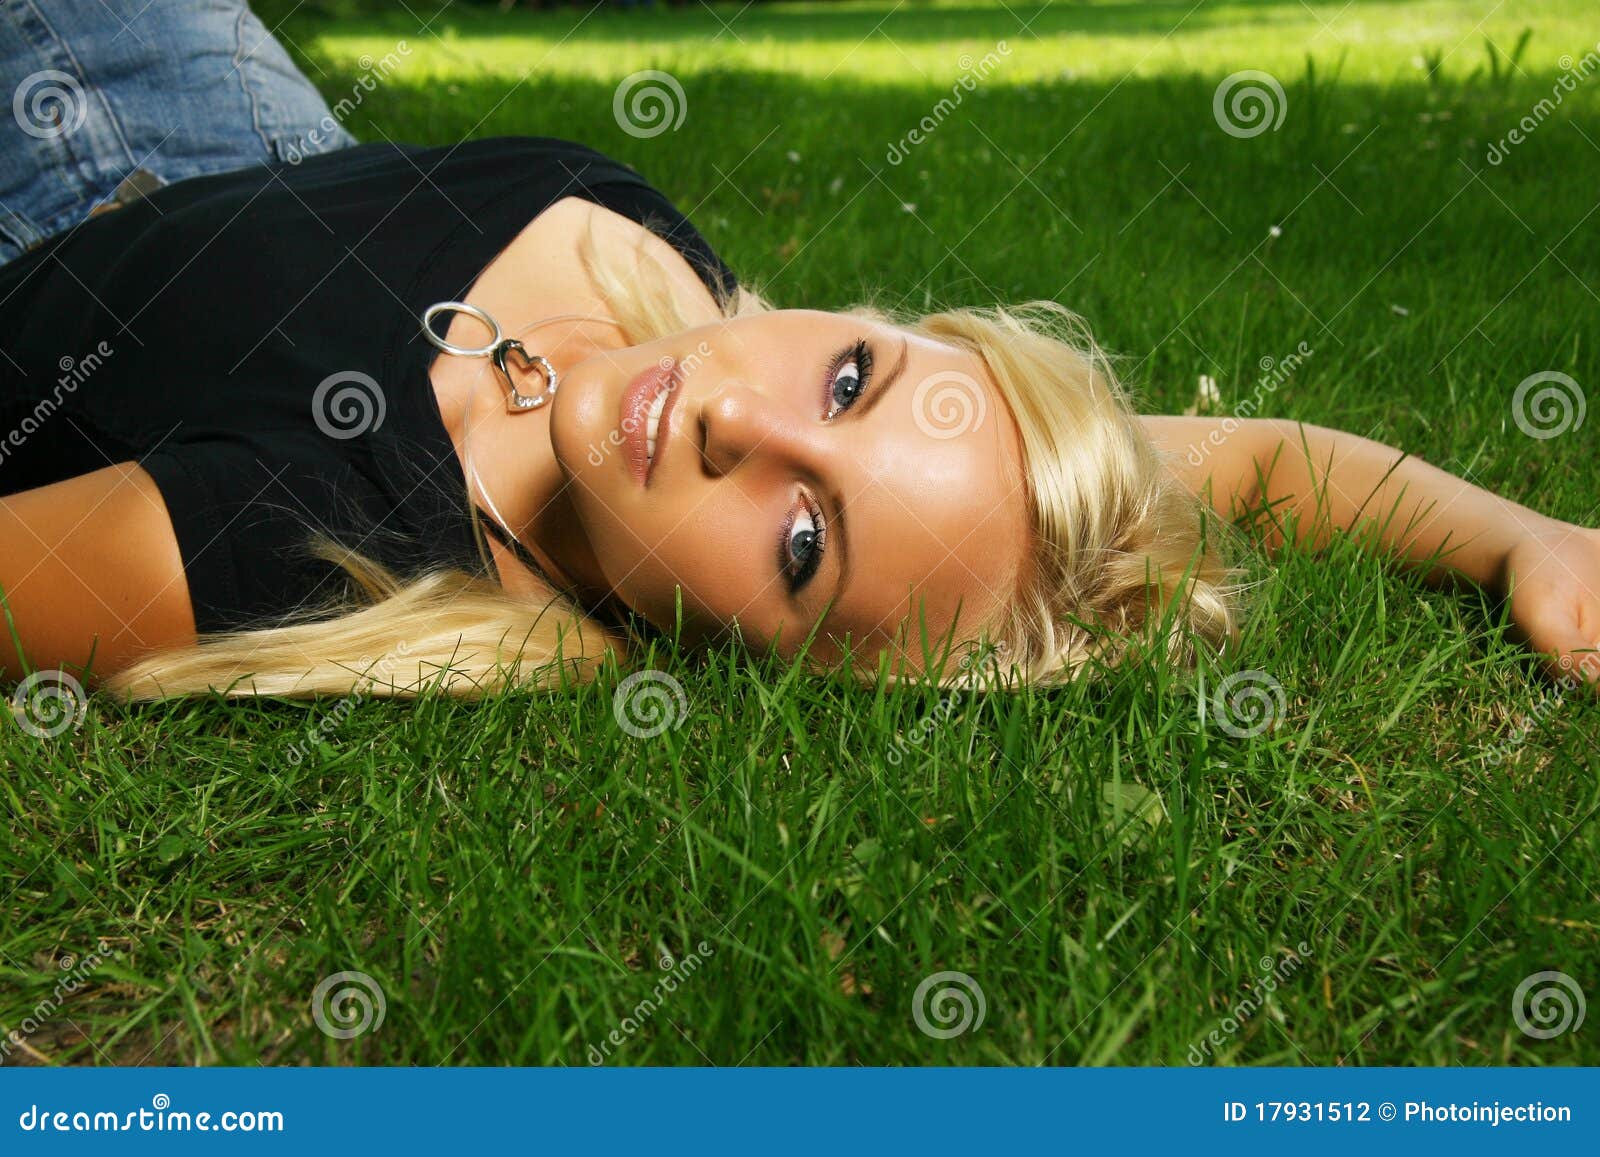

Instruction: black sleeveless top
[0,137,738,633]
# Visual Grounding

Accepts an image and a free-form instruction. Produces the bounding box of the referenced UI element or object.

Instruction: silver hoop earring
[421,300,558,412]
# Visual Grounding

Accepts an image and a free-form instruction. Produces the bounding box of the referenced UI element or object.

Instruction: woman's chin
[549,365,621,485]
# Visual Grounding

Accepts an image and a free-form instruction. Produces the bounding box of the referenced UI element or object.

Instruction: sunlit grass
[299,0,1600,87]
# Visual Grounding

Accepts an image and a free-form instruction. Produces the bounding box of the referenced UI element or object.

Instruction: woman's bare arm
[1142,414,1600,686]
[0,463,197,684]
[1142,415,1563,587]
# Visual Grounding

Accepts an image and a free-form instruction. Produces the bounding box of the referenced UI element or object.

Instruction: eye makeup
[823,338,873,420]
[777,337,875,594]
[779,494,827,591]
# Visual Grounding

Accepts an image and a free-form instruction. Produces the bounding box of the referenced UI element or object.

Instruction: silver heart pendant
[419,301,558,413]
[493,340,558,411]
[492,339,563,412]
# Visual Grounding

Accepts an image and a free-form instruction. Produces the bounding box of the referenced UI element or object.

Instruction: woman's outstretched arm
[1142,415,1600,688]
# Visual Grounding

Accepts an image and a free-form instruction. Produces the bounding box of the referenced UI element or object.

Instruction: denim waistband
[0,0,358,264]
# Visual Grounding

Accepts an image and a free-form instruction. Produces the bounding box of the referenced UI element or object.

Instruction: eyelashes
[779,338,874,593]
[823,339,873,420]
[779,496,826,590]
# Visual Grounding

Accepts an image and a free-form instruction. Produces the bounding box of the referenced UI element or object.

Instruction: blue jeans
[0,0,357,264]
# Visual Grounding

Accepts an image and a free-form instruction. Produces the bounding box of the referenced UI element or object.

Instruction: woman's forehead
[821,331,1029,643]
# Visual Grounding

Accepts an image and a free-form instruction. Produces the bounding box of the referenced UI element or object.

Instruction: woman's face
[548,308,1029,664]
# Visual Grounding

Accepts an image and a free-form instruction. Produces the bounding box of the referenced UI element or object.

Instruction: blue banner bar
[3,1068,1595,1152]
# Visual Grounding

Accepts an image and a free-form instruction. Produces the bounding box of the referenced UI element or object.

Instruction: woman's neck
[430,313,621,603]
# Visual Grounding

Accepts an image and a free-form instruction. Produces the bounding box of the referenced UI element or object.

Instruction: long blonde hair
[106,216,1236,701]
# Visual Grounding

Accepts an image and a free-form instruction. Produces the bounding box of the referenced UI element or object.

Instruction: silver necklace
[421,300,558,411]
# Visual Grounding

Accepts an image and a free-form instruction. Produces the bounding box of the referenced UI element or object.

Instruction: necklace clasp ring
[421,300,503,358]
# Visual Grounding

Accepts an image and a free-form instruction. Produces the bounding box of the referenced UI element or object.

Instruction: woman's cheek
[654,504,760,625]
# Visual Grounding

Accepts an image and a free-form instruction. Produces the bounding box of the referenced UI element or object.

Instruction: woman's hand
[1501,523,1600,690]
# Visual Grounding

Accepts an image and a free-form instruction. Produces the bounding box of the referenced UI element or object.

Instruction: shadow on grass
[346,65,1593,284]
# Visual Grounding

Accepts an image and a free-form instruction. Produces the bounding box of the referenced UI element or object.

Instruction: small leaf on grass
[1101,782,1166,848]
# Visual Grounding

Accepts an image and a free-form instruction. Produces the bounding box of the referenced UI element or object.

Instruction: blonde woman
[2,2,1596,701]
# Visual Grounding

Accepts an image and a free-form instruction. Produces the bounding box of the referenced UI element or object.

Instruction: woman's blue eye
[824,340,873,419]
[830,363,862,411]
[789,508,820,565]
[783,504,825,590]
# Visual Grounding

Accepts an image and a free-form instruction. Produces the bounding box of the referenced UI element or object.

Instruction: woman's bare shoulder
[0,462,195,683]
[500,194,723,321]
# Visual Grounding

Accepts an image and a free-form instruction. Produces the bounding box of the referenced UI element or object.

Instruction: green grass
[4,0,1599,1065]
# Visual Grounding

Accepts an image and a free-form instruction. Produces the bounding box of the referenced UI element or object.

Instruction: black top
[0,137,737,632]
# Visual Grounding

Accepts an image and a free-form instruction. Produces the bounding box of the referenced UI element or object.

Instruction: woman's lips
[620,358,682,487]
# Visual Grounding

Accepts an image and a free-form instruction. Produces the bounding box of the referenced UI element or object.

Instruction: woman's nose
[697,382,818,479]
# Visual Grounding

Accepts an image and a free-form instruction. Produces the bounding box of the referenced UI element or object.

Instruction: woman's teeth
[645,387,669,463]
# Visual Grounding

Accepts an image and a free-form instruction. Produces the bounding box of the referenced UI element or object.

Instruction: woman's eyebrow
[853,335,911,420]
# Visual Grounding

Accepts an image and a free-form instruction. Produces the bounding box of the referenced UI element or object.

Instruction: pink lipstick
[620,358,682,487]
